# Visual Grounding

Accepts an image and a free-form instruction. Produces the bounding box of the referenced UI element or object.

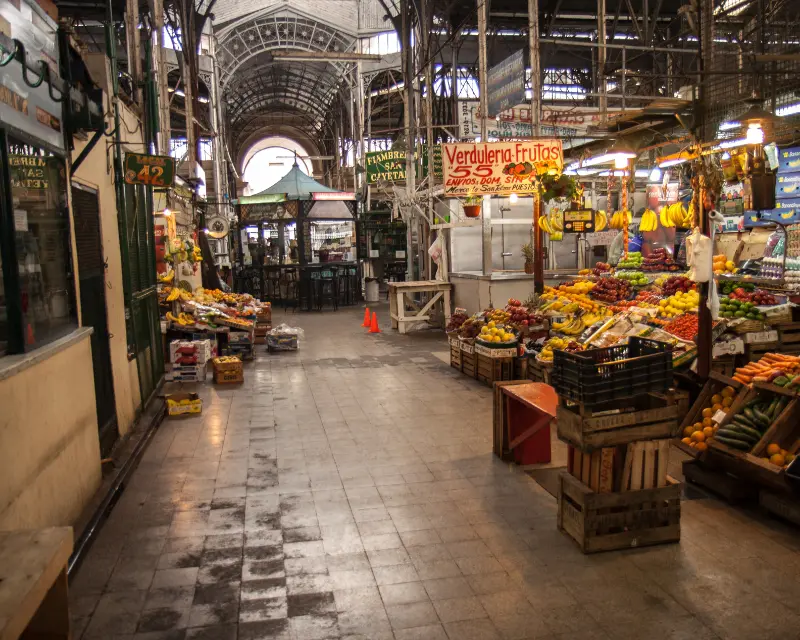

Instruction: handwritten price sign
[441,140,563,197]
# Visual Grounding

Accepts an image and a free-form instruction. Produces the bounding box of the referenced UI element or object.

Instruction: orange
[721,386,735,398]
[711,394,723,405]
[695,442,708,452]
[701,408,713,419]
[770,453,786,467]
[690,441,697,448]
[683,425,695,437]
[694,422,704,430]
[703,426,714,439]
[766,443,781,456]
[713,425,719,434]
[721,397,733,408]
[712,403,723,412]
[692,431,706,443]
[702,417,713,427]
[681,437,692,445]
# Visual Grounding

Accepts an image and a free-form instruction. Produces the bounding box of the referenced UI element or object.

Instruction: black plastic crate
[552,337,673,406]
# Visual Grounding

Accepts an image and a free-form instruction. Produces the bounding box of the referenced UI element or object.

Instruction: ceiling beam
[270,51,383,62]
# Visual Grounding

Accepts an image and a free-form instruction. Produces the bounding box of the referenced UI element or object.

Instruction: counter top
[449,270,579,281]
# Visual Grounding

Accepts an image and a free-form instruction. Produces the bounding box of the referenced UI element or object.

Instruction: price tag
[713,410,727,425]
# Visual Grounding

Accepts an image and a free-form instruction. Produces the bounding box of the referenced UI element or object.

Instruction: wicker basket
[732,320,767,334]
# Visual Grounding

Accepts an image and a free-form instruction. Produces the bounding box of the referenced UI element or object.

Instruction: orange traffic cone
[361,307,371,327]
[369,312,381,333]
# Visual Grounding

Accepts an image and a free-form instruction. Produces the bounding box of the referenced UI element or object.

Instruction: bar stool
[315,266,338,311]
[337,266,352,306]
[283,269,299,311]
[265,267,282,306]
[299,267,318,311]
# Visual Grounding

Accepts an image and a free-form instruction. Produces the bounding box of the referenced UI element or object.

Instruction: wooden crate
[557,471,681,553]
[514,356,528,380]
[527,358,552,384]
[676,372,743,459]
[711,355,736,378]
[476,353,515,387]
[745,342,780,363]
[460,342,476,377]
[682,459,758,504]
[557,394,680,451]
[776,321,800,345]
[450,339,462,370]
[759,490,800,526]
[492,380,532,458]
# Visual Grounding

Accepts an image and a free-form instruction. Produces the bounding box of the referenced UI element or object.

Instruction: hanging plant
[461,194,482,218]
[539,173,579,203]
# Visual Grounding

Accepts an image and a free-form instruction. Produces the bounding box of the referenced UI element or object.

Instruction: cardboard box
[267,334,298,351]
[713,337,745,357]
[169,339,212,364]
[212,357,243,384]
[743,330,779,344]
[165,392,203,417]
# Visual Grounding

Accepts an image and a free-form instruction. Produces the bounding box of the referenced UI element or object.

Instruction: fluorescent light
[718,121,741,131]
[776,103,800,116]
[649,167,662,182]
[659,158,687,168]
[717,138,749,149]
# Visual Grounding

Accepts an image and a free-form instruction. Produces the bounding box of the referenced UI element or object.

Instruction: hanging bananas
[658,206,675,228]
[609,210,632,229]
[594,210,608,232]
[638,208,659,232]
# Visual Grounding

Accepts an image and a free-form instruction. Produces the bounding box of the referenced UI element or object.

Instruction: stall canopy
[306,200,354,220]
[241,163,338,201]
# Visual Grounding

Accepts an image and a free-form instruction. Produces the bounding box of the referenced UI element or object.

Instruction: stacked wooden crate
[556,393,683,553]
[254,306,272,345]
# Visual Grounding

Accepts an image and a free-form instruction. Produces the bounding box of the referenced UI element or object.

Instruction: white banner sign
[458,101,618,146]
[442,141,564,197]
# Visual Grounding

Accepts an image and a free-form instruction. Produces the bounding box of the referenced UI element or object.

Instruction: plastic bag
[269,323,305,339]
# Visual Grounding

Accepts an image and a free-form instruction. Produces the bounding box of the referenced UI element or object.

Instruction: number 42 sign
[124,153,175,187]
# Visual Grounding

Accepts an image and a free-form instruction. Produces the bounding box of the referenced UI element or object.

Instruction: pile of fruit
[763,443,796,469]
[166,311,196,326]
[658,289,700,317]
[662,275,694,295]
[590,277,632,303]
[713,254,737,274]
[725,286,778,306]
[640,247,679,272]
[715,393,789,454]
[719,280,755,296]
[446,311,469,332]
[635,291,663,305]
[557,281,595,295]
[486,308,511,325]
[733,352,800,386]
[551,316,586,336]
[593,261,612,275]
[615,271,650,287]
[616,252,643,269]
[478,322,517,344]
[718,296,767,321]
[537,336,581,362]
[664,313,699,341]
[504,299,540,328]
[458,317,484,340]
[680,385,737,451]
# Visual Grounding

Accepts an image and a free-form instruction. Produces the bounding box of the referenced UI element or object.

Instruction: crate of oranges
[676,374,742,457]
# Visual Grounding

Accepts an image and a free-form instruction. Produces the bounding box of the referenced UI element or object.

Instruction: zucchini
[773,376,789,387]
[716,435,752,451]
[729,424,764,441]
[733,413,756,428]
[774,397,789,418]
[720,427,759,444]
[765,397,780,419]
[751,407,771,429]
[731,417,762,433]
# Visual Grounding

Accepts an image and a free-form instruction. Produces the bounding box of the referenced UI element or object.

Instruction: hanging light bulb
[648,167,662,182]
[746,123,764,145]
[509,193,518,204]
[162,208,172,217]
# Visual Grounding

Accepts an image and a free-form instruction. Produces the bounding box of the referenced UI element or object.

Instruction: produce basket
[731,319,767,334]
[552,337,673,406]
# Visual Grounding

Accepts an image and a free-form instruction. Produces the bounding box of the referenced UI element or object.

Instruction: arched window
[242,138,314,194]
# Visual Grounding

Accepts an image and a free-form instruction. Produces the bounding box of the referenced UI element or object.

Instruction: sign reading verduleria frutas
[124,153,176,187]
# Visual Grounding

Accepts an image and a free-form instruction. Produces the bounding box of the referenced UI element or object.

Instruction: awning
[306,200,355,220]
[240,164,340,201]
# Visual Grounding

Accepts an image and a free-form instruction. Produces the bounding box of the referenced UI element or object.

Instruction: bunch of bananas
[595,210,608,231]
[166,311,195,326]
[581,312,605,325]
[192,245,203,262]
[538,336,572,361]
[609,210,632,229]
[639,208,659,232]
[663,202,693,228]
[159,269,175,284]
[166,287,181,302]
[552,316,585,336]
[658,207,675,228]
[538,211,563,234]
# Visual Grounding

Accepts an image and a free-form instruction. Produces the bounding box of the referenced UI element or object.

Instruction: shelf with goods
[357,209,408,261]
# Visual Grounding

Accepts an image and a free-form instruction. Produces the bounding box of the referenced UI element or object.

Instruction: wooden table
[493,381,557,465]
[388,281,452,334]
[0,527,73,639]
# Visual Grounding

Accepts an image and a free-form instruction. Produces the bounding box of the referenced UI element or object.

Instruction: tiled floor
[70,305,800,640]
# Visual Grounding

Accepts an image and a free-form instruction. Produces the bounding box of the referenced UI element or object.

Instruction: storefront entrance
[72,184,118,456]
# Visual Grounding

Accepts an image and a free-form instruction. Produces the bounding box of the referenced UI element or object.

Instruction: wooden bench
[0,527,73,640]
[388,281,452,334]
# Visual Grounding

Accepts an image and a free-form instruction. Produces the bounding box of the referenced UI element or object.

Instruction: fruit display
[714,392,789,453]
[719,280,755,296]
[486,307,511,325]
[658,206,676,228]
[616,252,642,269]
[590,277,632,303]
[446,311,469,332]
[718,297,766,321]
[762,443,796,469]
[680,385,738,451]
[166,311,196,326]
[664,313,699,341]
[658,289,700,317]
[635,291,663,305]
[551,316,585,336]
[478,321,517,344]
[733,353,800,386]
[640,247,679,272]
[663,202,692,228]
[615,271,650,287]
[713,254,738,274]
[458,316,484,340]
[662,275,694,295]
[593,261,611,275]
[536,336,581,362]
[609,210,632,229]
[725,287,778,306]
[557,281,595,295]
[638,208,660,232]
